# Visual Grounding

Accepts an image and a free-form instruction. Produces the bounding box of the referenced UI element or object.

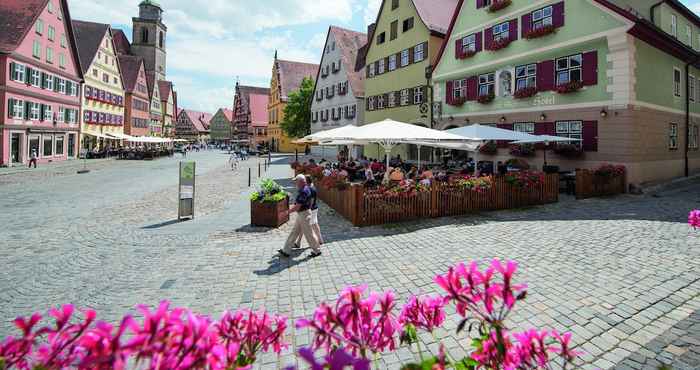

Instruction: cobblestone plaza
[0,152,699,369]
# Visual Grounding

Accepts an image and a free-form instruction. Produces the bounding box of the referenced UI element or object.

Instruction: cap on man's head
[293,174,307,182]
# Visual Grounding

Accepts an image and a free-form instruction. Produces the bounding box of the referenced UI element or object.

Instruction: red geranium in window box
[452,96,467,106]
[489,37,512,51]
[477,93,495,104]
[556,80,583,94]
[524,24,557,40]
[461,49,478,59]
[514,87,538,99]
[488,0,512,12]
[553,143,584,158]
[509,144,536,157]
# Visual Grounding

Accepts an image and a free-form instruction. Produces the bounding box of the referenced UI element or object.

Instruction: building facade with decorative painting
[209,108,233,144]
[432,0,700,186]
[158,80,174,137]
[147,76,162,136]
[0,0,83,166]
[73,20,125,150]
[268,54,318,153]
[310,26,367,157]
[175,109,211,143]
[118,55,150,138]
[362,0,459,159]
[232,83,270,150]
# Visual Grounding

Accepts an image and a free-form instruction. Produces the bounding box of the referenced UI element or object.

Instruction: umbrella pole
[417,145,421,170]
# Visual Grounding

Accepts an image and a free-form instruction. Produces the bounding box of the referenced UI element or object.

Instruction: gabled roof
[329,26,367,97]
[181,109,213,133]
[72,20,110,75]
[118,55,145,92]
[146,72,155,96]
[249,94,269,127]
[158,80,173,102]
[276,59,319,100]
[220,108,234,122]
[112,29,131,55]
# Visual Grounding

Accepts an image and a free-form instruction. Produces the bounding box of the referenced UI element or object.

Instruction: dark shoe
[292,243,301,249]
[278,249,290,258]
[309,251,322,258]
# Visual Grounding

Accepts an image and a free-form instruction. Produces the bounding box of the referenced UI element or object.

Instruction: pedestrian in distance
[278,174,322,259]
[28,149,38,168]
[294,175,324,249]
[229,152,240,171]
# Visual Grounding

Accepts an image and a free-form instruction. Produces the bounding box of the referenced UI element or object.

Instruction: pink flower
[399,295,446,333]
[217,308,289,365]
[295,347,370,370]
[689,210,700,229]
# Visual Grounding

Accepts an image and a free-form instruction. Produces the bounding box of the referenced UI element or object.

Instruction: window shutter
[53,78,60,92]
[582,51,598,86]
[476,0,484,8]
[39,104,45,121]
[366,67,370,78]
[466,76,478,101]
[24,102,30,119]
[522,14,532,38]
[553,2,565,28]
[537,60,555,91]
[366,98,370,111]
[408,46,415,64]
[385,56,390,71]
[446,80,454,105]
[25,67,32,84]
[484,28,493,50]
[7,98,14,118]
[9,62,16,80]
[41,72,47,88]
[395,52,402,68]
[85,86,91,98]
[534,122,550,149]
[509,19,518,41]
[496,124,513,148]
[455,38,463,59]
[582,121,598,151]
[475,32,483,52]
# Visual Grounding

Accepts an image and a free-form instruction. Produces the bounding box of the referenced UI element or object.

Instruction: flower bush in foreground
[1,260,580,369]
[690,210,700,229]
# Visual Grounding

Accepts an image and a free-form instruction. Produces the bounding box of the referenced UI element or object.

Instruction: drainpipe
[685,57,699,177]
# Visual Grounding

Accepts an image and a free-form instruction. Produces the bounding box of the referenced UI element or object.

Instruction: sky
[68,0,699,114]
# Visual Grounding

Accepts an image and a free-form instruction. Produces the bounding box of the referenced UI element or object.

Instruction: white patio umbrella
[511,135,582,167]
[446,124,538,141]
[305,125,361,141]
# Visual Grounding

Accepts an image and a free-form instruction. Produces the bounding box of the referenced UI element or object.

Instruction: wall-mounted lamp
[464,118,470,124]
[600,109,608,118]
[539,113,547,121]
[500,116,507,123]
[448,115,454,121]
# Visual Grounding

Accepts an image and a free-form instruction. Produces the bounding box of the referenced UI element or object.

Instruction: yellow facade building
[267,54,318,153]
[72,21,125,150]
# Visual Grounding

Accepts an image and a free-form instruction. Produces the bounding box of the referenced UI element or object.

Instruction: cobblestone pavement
[1,152,699,369]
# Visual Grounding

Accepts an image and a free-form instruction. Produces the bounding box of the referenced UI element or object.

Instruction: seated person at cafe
[389,167,405,182]
[497,161,507,176]
[370,159,383,173]
[406,166,418,180]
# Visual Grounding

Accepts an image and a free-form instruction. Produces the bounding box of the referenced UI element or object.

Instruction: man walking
[28,149,38,168]
[278,175,322,258]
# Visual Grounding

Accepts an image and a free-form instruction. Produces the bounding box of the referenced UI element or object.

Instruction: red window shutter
[84,86,91,98]
[582,121,598,152]
[366,68,370,78]
[509,19,518,41]
[537,60,555,91]
[496,123,513,148]
[466,76,478,101]
[553,2,565,28]
[408,47,415,64]
[455,38,463,59]
[534,122,549,149]
[484,28,493,50]
[476,0,484,8]
[475,32,483,52]
[446,80,454,105]
[582,51,598,86]
[522,14,532,38]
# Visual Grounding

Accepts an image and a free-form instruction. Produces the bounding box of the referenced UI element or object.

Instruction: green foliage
[280,77,315,139]
[250,179,287,203]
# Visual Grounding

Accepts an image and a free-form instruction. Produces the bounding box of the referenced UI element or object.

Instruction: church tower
[131,0,167,81]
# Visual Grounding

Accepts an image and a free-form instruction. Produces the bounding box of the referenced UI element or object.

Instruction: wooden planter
[250,197,289,227]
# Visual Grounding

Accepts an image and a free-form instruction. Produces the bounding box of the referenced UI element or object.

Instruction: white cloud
[363,0,382,26]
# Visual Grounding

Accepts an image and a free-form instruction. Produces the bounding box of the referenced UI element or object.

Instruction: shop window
[43,135,53,157]
[556,121,582,146]
[513,122,535,134]
[55,136,64,155]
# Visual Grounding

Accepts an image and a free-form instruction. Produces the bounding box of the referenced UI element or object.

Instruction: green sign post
[178,161,196,220]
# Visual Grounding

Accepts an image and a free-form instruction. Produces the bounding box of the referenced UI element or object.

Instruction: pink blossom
[689,210,700,229]
[295,347,370,370]
[398,295,446,333]
[217,308,288,365]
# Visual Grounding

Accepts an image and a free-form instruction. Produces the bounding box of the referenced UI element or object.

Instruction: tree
[281,77,314,139]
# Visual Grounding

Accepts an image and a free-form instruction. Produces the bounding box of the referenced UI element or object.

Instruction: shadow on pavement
[253,249,315,276]
[142,219,187,229]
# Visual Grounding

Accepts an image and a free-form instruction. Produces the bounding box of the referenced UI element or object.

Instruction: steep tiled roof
[182,109,213,133]
[221,108,234,122]
[157,80,173,102]
[118,55,144,92]
[0,0,47,52]
[412,0,459,35]
[276,59,319,100]
[112,29,131,55]
[239,85,270,99]
[329,26,367,97]
[72,20,109,74]
[249,94,269,127]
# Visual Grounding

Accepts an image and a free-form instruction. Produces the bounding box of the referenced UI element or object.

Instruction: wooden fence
[575,169,626,199]
[311,174,559,227]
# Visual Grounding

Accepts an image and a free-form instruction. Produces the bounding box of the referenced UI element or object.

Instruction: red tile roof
[118,55,145,92]
[112,29,131,55]
[157,80,173,102]
[276,59,319,100]
[412,0,459,35]
[329,26,367,97]
[181,109,213,133]
[221,108,234,122]
[249,94,269,127]
[72,20,110,74]
[0,0,47,52]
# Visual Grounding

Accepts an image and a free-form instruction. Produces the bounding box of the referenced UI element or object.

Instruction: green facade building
[209,108,234,144]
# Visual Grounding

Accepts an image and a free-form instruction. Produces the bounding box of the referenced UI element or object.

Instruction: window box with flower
[553,143,584,158]
[250,179,289,228]
[489,37,512,51]
[556,80,583,94]
[513,86,538,99]
[509,143,536,157]
[452,96,467,106]
[525,24,557,39]
[487,0,512,12]
[477,93,495,104]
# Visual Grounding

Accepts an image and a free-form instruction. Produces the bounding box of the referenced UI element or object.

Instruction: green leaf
[280,77,314,139]
[400,363,423,370]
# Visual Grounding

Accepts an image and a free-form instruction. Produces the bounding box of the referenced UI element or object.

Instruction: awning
[82,132,113,139]
[105,133,135,140]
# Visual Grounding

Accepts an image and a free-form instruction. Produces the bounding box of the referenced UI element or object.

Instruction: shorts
[309,208,319,225]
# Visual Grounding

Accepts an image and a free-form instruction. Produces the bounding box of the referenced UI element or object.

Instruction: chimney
[367,23,376,37]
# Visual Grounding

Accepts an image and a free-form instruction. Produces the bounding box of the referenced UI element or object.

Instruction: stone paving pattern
[1,151,699,369]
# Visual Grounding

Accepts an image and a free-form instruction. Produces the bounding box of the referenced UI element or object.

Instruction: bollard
[248,167,251,187]
[258,162,261,177]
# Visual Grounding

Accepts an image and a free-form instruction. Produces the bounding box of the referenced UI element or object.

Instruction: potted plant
[477,93,495,104]
[489,37,512,51]
[509,143,536,157]
[524,24,557,39]
[514,86,538,99]
[488,0,512,12]
[250,179,289,227]
[556,80,584,94]
[452,96,467,106]
[460,49,478,59]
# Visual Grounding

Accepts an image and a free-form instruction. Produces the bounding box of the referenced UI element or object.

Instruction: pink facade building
[0,0,83,166]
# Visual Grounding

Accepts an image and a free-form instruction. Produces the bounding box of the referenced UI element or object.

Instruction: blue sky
[68,0,699,114]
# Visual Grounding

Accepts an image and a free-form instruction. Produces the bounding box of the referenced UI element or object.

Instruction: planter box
[251,197,289,227]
